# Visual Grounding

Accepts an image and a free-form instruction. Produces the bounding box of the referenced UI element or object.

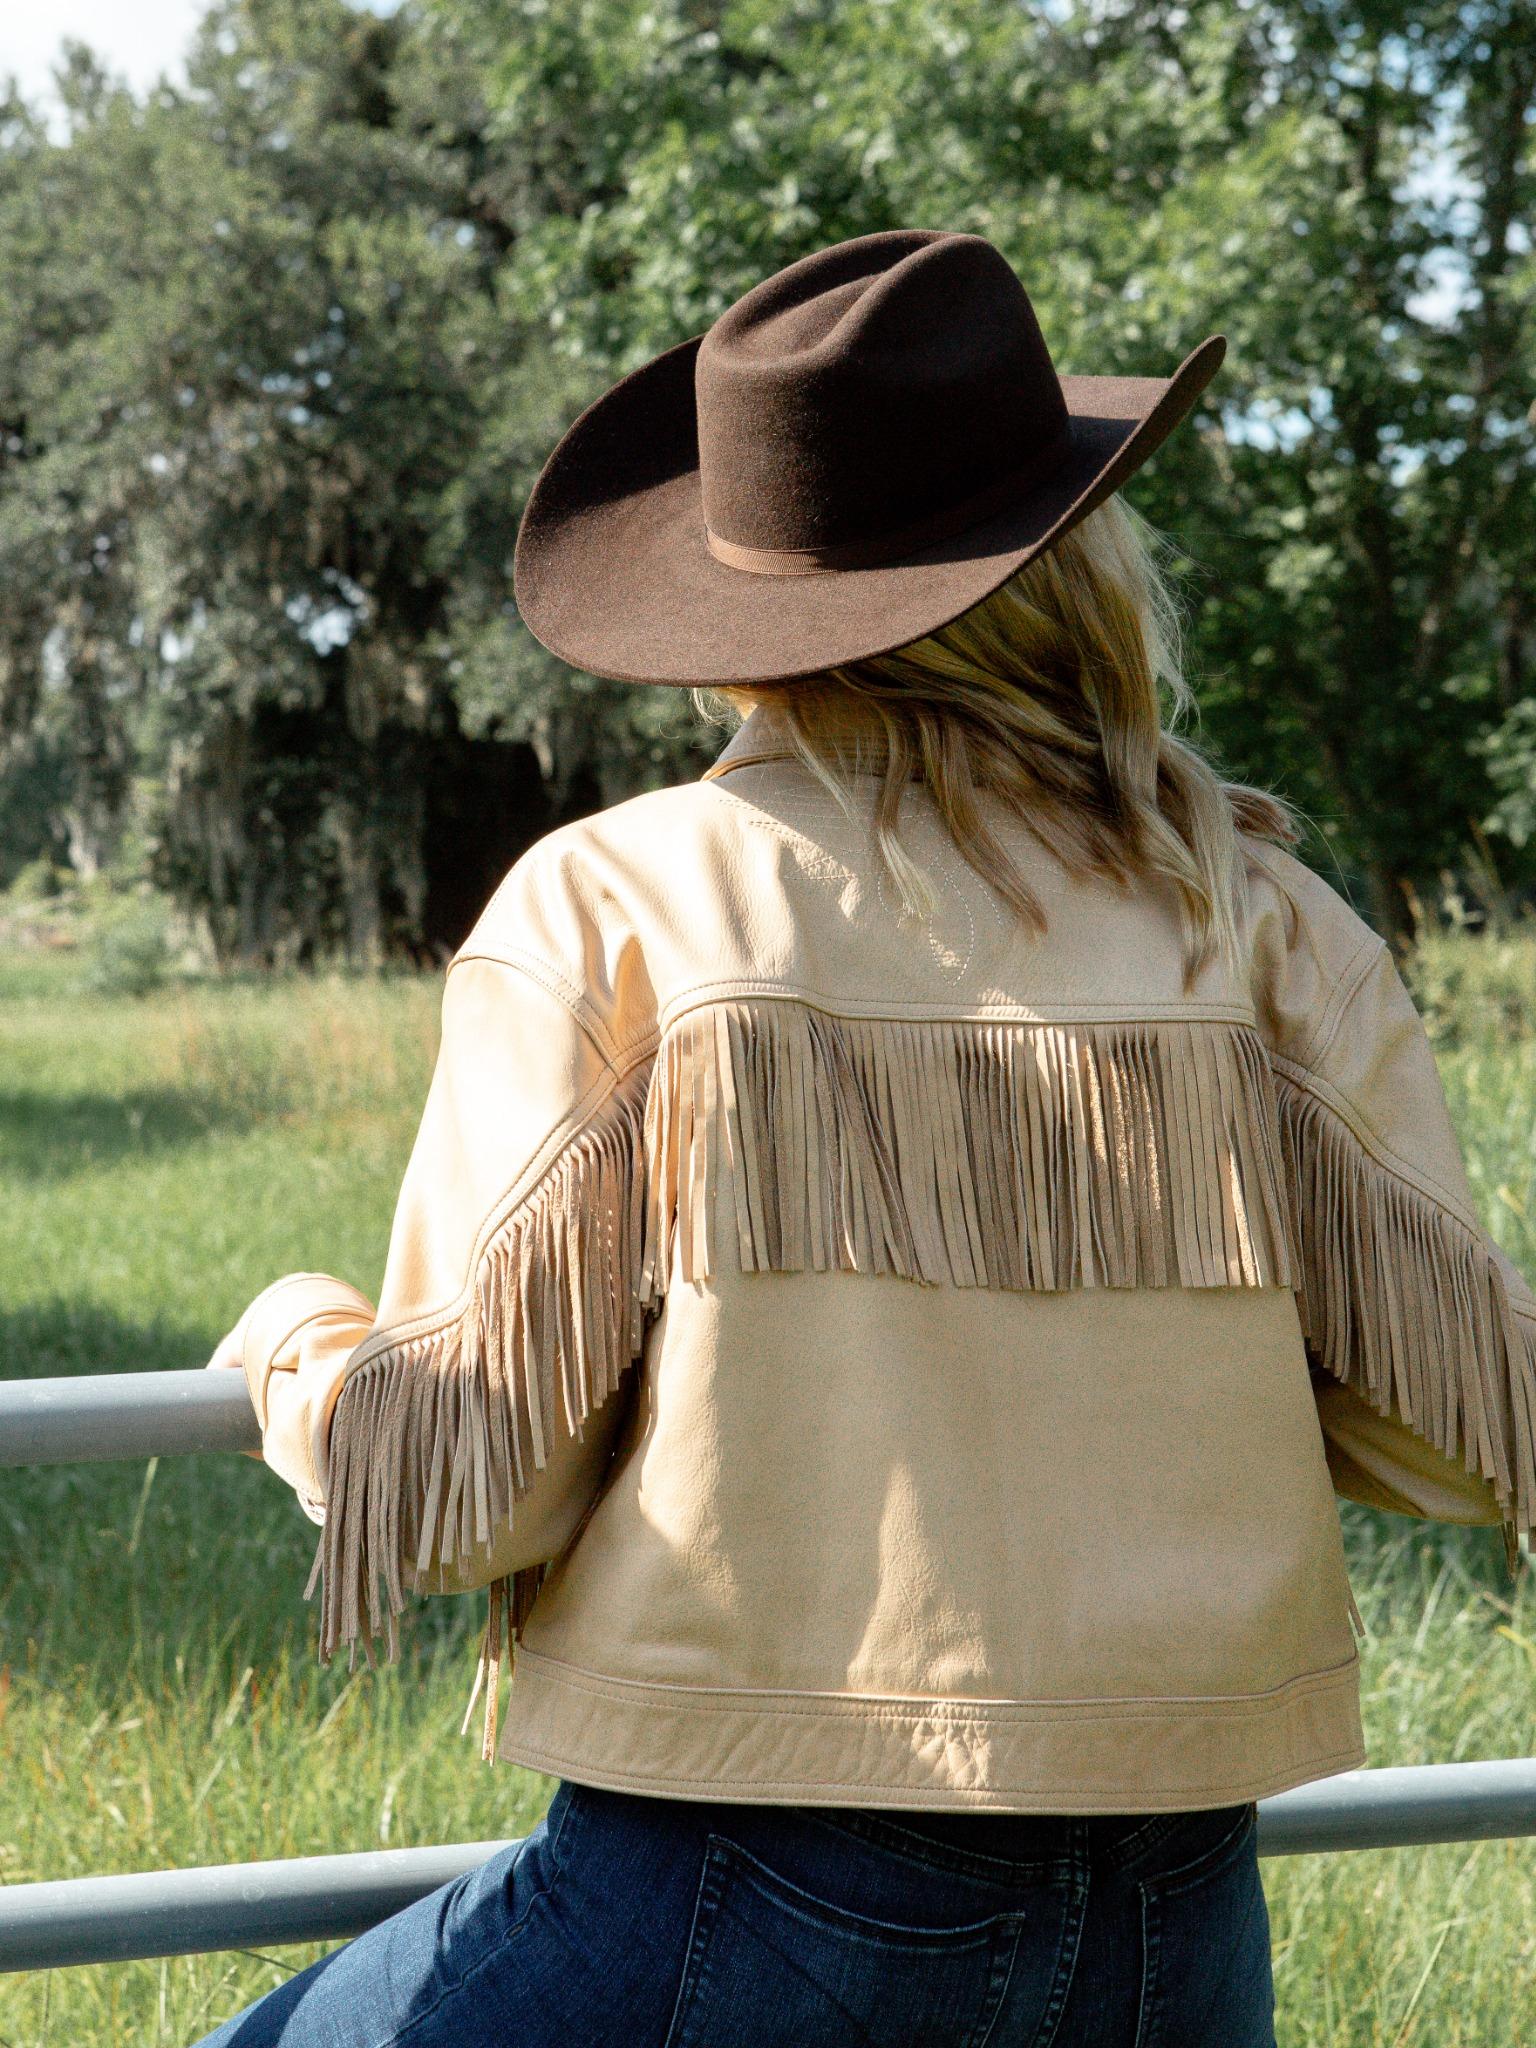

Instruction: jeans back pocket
[662,1833,1026,2048]
[1133,1807,1275,2048]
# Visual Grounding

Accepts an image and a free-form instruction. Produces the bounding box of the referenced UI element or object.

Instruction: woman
[200,230,1532,2046]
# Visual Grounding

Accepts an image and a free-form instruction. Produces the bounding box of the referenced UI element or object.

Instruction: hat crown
[695,231,1071,564]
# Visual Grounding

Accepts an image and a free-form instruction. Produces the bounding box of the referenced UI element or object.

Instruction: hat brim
[513,330,1226,688]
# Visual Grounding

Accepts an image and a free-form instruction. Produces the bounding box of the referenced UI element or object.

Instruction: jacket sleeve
[241,941,653,1668]
[1260,883,1536,1549]
[1309,1370,1507,1525]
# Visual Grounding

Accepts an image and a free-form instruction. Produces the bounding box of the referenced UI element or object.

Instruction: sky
[1,1,205,103]
[1,0,396,107]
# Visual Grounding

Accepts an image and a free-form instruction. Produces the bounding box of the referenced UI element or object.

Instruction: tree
[0,0,1530,957]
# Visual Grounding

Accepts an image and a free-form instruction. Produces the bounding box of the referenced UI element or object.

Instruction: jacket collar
[700,706,796,784]
[701,703,913,785]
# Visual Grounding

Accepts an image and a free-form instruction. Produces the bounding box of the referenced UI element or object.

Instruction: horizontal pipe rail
[3,1761,1536,1971]
[0,1842,511,1974]
[1254,1756,1536,1854]
[0,1370,259,1466]
[5,1376,1536,1972]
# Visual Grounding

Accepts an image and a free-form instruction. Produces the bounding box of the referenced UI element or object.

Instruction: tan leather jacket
[237,707,1534,1812]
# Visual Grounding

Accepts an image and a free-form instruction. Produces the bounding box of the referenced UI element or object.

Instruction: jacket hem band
[494,1645,1367,1812]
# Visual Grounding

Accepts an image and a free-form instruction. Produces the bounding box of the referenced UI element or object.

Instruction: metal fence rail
[2,1760,1536,1972]
[0,1843,512,1974]
[0,1369,259,1466]
[4,1371,1535,1973]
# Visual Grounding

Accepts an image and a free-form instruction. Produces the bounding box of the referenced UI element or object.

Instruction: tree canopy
[0,0,1531,960]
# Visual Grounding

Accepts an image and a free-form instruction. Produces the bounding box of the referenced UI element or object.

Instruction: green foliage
[0,0,1532,962]
[1409,920,1536,1051]
[6,856,65,903]
[1483,699,1536,854]
[0,736,72,890]
[81,896,175,998]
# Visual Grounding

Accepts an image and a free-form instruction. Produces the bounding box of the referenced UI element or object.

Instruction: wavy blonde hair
[696,494,1296,988]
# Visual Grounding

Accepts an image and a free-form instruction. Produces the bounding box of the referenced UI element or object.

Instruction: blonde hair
[695,494,1296,988]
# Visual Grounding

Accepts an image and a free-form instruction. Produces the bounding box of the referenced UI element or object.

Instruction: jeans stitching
[1130,1807,1265,2048]
[1102,1814,1183,1872]
[664,1831,1033,2048]
[660,1835,731,2048]
[1151,1805,1256,1899]
[970,1916,1028,2048]
[1179,1859,1277,2048]
[1027,1869,1091,2048]
[798,1806,1077,1888]
[711,1833,1028,1944]
[1134,1881,1161,2048]
[382,1793,576,2047]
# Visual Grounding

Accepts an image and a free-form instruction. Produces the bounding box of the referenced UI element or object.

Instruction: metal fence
[3,1371,1535,1974]
[0,1368,260,1466]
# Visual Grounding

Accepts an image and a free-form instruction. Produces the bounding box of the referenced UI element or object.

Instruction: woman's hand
[205,1309,265,1461]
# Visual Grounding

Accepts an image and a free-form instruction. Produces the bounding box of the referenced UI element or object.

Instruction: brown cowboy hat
[512,229,1226,688]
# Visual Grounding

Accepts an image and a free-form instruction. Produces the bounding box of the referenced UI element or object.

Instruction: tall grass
[0,959,554,2043]
[0,935,1534,2043]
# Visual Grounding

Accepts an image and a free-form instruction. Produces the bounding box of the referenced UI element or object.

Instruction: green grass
[0,958,556,2043]
[1,933,1535,2043]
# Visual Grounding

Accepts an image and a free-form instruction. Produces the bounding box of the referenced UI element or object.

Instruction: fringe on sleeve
[1275,1075,1536,1561]
[307,1056,653,1758]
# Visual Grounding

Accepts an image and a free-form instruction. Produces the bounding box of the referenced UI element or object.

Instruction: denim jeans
[196,1779,1275,2047]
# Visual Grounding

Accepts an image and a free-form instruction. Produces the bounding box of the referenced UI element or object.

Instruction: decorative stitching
[1266,1052,1483,1233]
[1297,933,1387,1073]
[507,1643,1362,1716]
[494,1736,1371,1806]
[450,946,622,1073]
[660,983,1260,1032]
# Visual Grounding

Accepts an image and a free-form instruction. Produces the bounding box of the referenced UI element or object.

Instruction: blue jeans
[197,1779,1275,2046]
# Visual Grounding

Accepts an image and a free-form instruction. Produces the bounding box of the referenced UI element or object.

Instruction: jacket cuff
[240,1272,377,1504]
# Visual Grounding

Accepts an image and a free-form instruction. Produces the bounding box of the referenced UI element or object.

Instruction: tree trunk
[334,790,385,970]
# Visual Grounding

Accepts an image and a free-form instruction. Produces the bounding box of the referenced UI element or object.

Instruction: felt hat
[512,229,1226,687]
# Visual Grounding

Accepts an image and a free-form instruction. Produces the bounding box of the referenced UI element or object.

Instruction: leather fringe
[321,1003,1518,1758]
[1276,1076,1536,1557]
[308,1057,651,1757]
[456,1566,549,1764]
[642,1004,1297,1294]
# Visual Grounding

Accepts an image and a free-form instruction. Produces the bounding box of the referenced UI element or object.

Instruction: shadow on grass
[0,1085,252,1182]
[0,1301,480,1683]
[0,1297,215,1382]
[0,1300,306,1675]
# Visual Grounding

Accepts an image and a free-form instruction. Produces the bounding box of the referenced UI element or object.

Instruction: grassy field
[1,930,1535,2044]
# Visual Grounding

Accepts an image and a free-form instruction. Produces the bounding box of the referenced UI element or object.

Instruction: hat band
[703,420,1076,578]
